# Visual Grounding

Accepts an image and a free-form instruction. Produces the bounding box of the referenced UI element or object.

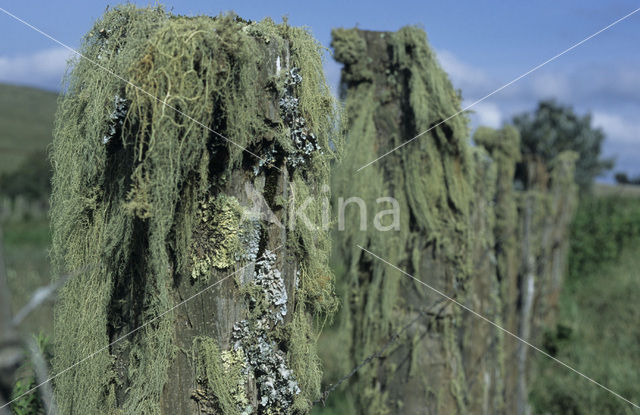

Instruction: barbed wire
[313,297,451,407]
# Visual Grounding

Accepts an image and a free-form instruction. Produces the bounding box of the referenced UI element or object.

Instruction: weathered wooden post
[471,125,522,415]
[329,27,578,415]
[511,150,578,415]
[51,6,337,414]
[329,27,474,414]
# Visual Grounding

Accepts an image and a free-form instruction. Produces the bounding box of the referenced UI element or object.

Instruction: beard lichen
[51,4,339,414]
[193,336,251,415]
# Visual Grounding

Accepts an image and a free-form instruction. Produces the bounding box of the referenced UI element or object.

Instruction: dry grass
[593,182,640,198]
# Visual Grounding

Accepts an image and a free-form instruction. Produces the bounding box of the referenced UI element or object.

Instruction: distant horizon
[0,80,58,93]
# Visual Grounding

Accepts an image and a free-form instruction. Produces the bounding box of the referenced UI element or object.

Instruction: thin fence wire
[314,297,450,407]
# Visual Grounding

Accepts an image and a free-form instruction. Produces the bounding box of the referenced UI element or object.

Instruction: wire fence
[313,297,452,408]
[0,197,48,223]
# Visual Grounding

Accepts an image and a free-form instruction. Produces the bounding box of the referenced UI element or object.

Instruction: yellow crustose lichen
[190,194,244,279]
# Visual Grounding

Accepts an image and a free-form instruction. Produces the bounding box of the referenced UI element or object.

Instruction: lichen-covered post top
[51,5,338,414]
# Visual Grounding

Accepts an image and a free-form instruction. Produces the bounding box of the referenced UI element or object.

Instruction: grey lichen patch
[232,322,301,413]
[103,94,128,144]
[191,243,296,415]
[252,147,278,176]
[252,66,323,175]
[232,251,301,413]
[280,68,322,168]
[235,217,261,263]
[252,250,289,323]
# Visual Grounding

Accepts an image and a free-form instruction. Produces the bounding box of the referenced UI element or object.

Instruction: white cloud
[436,49,491,95]
[529,72,571,101]
[0,47,72,90]
[430,49,640,177]
[592,111,640,144]
[468,101,502,128]
[323,58,342,99]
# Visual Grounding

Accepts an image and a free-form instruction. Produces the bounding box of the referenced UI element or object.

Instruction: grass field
[0,83,57,173]
[594,182,640,198]
[530,192,640,414]
[530,244,640,414]
[1,83,56,337]
[2,218,53,338]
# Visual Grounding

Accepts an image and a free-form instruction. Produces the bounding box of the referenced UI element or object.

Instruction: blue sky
[1,1,639,178]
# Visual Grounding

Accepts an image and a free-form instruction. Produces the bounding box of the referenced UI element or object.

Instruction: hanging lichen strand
[326,27,474,414]
[50,5,338,414]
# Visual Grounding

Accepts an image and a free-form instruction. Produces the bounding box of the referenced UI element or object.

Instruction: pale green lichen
[51,5,338,414]
[221,349,251,411]
[289,176,339,317]
[193,337,251,415]
[190,195,244,279]
[445,314,468,414]
[288,310,323,413]
[330,28,372,84]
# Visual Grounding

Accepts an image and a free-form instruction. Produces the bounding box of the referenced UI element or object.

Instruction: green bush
[512,100,613,192]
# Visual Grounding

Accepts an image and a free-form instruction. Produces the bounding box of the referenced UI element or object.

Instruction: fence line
[314,297,451,407]
[0,197,48,222]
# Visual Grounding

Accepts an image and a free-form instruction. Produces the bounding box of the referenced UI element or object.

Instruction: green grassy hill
[0,83,58,173]
[0,83,57,339]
